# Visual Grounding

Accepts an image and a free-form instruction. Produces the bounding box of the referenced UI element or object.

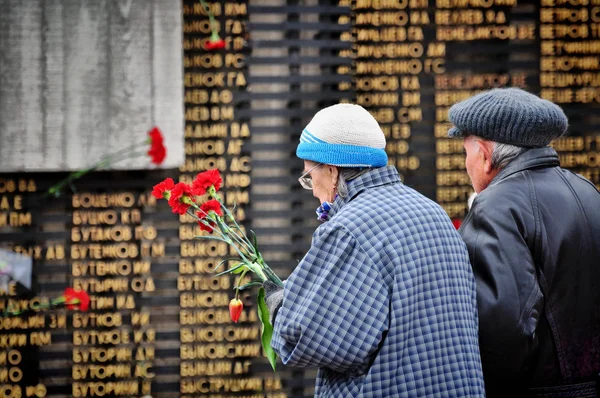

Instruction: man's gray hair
[491,142,528,170]
[337,167,372,198]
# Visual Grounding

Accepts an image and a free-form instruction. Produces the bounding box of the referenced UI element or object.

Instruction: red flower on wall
[206,31,226,50]
[206,38,226,50]
[148,126,163,145]
[47,125,169,197]
[64,288,90,311]
[3,287,92,316]
[148,127,167,165]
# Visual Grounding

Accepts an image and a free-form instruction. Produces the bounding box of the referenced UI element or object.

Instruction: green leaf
[213,257,240,272]
[215,263,245,277]
[236,281,263,291]
[250,229,259,252]
[231,264,247,274]
[257,287,278,371]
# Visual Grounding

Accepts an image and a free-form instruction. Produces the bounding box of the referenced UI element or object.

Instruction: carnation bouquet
[152,169,283,370]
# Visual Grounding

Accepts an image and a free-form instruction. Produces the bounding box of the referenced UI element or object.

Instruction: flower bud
[229,298,243,323]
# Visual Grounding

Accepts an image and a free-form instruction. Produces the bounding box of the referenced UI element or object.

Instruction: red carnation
[206,39,226,50]
[197,199,223,232]
[148,145,166,165]
[152,177,175,199]
[200,199,223,217]
[168,182,195,215]
[64,288,90,311]
[148,126,163,144]
[148,127,167,165]
[192,169,222,196]
[206,32,226,50]
[198,217,214,233]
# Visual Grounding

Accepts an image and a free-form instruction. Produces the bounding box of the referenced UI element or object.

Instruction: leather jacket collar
[490,147,560,188]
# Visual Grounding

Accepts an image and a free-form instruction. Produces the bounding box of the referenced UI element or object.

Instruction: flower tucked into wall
[3,287,90,316]
[63,288,91,311]
[47,126,167,197]
[200,0,226,51]
[148,127,167,165]
[206,32,226,50]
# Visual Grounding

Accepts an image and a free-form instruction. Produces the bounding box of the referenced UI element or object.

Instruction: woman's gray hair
[491,142,528,170]
[336,167,372,198]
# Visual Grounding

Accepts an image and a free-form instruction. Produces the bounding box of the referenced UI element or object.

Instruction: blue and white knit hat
[296,104,388,167]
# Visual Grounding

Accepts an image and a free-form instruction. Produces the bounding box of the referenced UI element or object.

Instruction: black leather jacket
[459,147,600,397]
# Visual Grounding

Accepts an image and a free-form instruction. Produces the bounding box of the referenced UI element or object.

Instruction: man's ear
[477,140,495,174]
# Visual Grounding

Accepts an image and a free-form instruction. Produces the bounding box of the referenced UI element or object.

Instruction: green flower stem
[211,197,257,255]
[210,193,283,287]
[194,202,256,257]
[108,139,149,159]
[106,149,150,167]
[235,268,249,299]
[46,141,148,197]
[186,209,255,268]
[193,235,230,246]
[227,229,280,285]
[216,216,255,256]
[47,163,104,197]
[192,187,283,287]
[2,296,77,317]
[186,207,228,241]
[225,224,255,253]
[187,205,233,244]
[199,0,223,44]
[199,0,216,28]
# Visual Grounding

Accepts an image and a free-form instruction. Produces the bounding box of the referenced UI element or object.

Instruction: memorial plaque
[1,1,599,397]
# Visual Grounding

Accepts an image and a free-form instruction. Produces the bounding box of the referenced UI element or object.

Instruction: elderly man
[448,87,600,397]
[265,104,485,397]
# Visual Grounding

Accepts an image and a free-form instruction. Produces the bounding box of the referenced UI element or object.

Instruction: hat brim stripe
[296,142,388,167]
[301,129,326,144]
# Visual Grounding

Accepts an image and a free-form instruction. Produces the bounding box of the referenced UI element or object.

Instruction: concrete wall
[0,0,184,172]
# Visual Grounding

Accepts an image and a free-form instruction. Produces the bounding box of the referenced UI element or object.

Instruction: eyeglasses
[298,163,322,190]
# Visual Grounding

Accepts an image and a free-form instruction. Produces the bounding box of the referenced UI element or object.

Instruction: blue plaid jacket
[272,166,485,397]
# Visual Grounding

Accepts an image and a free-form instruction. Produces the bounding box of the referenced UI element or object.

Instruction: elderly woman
[265,104,485,397]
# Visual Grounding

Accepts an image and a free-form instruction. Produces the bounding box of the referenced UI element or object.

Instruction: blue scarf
[315,201,332,222]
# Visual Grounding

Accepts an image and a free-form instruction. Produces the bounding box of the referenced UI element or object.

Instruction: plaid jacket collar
[329,165,401,219]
